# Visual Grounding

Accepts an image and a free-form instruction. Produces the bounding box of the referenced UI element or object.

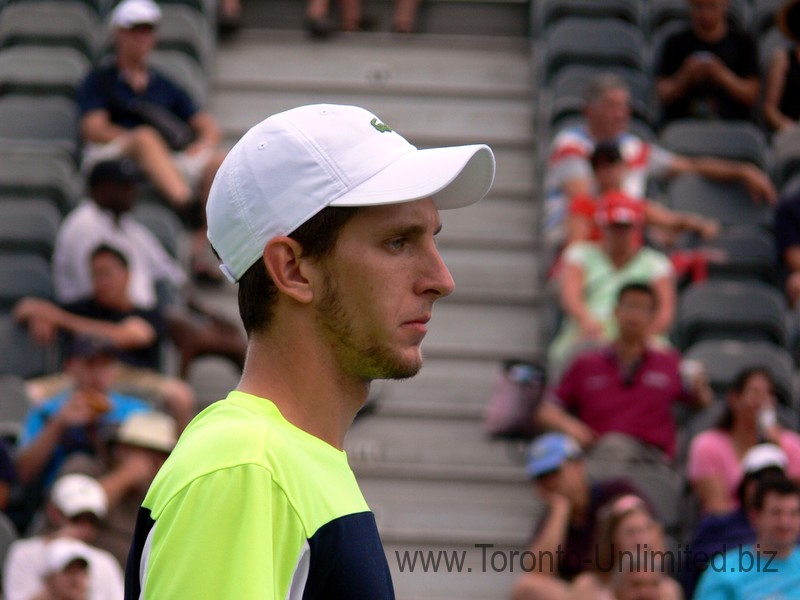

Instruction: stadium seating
[0,314,51,379]
[0,199,61,260]
[0,46,90,99]
[531,0,642,36]
[659,119,769,169]
[700,226,778,285]
[667,173,772,227]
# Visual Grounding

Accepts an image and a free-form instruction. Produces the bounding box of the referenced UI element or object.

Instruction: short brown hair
[236,207,361,336]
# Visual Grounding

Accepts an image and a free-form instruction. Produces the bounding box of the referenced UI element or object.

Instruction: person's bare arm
[657,55,703,106]
[668,155,777,205]
[527,490,572,576]
[643,201,719,239]
[649,274,676,338]
[536,401,597,449]
[560,262,603,339]
[186,111,221,154]
[706,55,760,108]
[80,109,130,144]
[764,49,796,131]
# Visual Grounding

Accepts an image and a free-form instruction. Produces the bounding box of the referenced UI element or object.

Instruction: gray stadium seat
[132,202,184,258]
[659,119,769,169]
[667,173,772,228]
[773,127,800,186]
[540,18,646,85]
[532,0,642,35]
[700,227,778,285]
[684,339,796,408]
[0,374,31,441]
[0,1,101,60]
[674,280,788,350]
[0,253,53,311]
[156,4,214,70]
[0,199,61,260]
[0,314,50,378]
[0,46,90,99]
[150,49,208,107]
[753,0,785,37]
[0,95,80,159]
[0,150,81,215]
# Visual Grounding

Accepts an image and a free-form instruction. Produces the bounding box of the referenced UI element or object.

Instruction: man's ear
[262,237,314,304]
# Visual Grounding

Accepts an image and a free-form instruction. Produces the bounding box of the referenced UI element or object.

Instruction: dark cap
[590,141,623,168]
[65,334,118,360]
[88,159,141,188]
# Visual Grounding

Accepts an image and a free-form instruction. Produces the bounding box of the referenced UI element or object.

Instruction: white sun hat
[207,104,496,283]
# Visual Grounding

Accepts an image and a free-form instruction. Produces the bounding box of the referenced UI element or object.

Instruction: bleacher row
[0,0,219,433]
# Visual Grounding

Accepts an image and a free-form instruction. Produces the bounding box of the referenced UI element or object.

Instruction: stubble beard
[315,273,423,381]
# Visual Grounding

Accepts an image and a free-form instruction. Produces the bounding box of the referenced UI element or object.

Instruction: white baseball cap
[207,104,496,283]
[110,0,161,29]
[116,411,177,454]
[50,474,108,519]
[45,538,91,574]
[742,443,788,475]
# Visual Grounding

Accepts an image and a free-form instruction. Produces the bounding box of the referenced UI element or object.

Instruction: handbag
[127,98,194,151]
[483,360,546,439]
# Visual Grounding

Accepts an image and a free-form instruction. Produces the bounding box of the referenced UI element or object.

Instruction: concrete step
[210,90,534,149]
[362,476,538,546]
[346,413,529,481]
[215,30,531,99]
[438,196,539,250]
[383,542,523,600]
[424,301,542,360]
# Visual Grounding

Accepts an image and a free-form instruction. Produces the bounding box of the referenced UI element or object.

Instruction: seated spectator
[774,188,800,307]
[694,478,800,598]
[566,142,719,249]
[547,195,675,376]
[571,494,682,600]
[655,0,759,124]
[75,0,226,280]
[543,74,775,250]
[15,335,151,492]
[305,0,421,36]
[611,556,677,600]
[680,444,790,598]
[16,243,194,429]
[686,367,800,515]
[762,0,800,131]
[34,538,91,600]
[52,159,246,378]
[4,474,123,600]
[511,433,643,600]
[60,411,176,567]
[538,283,712,464]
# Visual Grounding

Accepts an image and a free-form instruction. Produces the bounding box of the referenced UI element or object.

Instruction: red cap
[596,191,644,226]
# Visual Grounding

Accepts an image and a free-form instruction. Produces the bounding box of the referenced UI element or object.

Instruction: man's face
[586,88,631,139]
[615,290,655,341]
[46,561,89,600]
[689,0,728,32]
[752,491,800,553]
[594,161,627,193]
[67,354,119,393]
[93,181,137,214]
[115,23,157,61]
[536,459,587,504]
[91,252,130,307]
[730,373,775,421]
[311,198,454,381]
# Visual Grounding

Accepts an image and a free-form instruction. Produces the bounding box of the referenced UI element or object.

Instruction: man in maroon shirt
[537,282,712,463]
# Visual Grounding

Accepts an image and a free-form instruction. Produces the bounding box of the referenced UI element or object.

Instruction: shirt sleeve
[141,464,306,599]
[75,68,108,116]
[3,541,42,600]
[645,143,676,180]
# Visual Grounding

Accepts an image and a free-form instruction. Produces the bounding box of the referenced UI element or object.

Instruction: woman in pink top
[687,367,800,515]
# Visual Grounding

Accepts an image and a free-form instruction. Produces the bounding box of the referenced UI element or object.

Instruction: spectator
[566,142,719,249]
[680,444,790,598]
[34,538,91,600]
[543,73,775,249]
[15,335,151,490]
[539,282,712,464]
[511,432,642,600]
[655,0,759,124]
[547,194,675,376]
[571,494,682,600]
[16,243,195,430]
[75,0,226,281]
[693,478,800,598]
[611,555,678,600]
[51,159,246,378]
[774,188,800,307]
[60,411,176,567]
[763,0,800,131]
[305,0,421,36]
[686,367,800,515]
[4,474,123,600]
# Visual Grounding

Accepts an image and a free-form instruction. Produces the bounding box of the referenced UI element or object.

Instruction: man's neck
[237,326,368,450]
[116,54,148,90]
[693,21,727,43]
[614,338,645,366]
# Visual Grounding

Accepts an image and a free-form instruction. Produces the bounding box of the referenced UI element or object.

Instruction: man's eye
[387,238,405,251]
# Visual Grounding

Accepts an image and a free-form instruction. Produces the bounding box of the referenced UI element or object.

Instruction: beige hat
[116,411,177,454]
[50,474,107,519]
[45,538,91,574]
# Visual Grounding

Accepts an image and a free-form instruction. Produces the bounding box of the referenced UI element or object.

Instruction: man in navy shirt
[75,0,226,281]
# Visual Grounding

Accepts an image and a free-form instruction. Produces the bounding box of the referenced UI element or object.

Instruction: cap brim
[329,144,495,210]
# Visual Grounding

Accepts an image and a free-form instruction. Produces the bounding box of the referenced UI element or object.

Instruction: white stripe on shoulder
[139,524,156,600]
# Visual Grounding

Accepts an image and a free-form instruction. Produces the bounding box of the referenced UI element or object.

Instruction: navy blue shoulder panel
[124,506,155,600]
[304,511,395,600]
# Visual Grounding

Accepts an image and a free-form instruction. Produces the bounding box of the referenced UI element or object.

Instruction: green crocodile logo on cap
[370,118,393,133]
